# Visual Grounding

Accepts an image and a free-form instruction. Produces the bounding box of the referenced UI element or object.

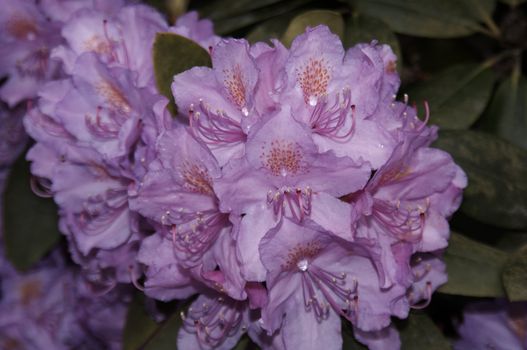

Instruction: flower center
[96,81,131,114]
[261,140,306,177]
[181,161,214,195]
[6,16,38,40]
[297,57,331,106]
[19,279,42,306]
[282,241,322,271]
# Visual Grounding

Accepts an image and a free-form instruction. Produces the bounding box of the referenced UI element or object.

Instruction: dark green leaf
[408,63,495,129]
[143,312,183,350]
[344,13,401,67]
[3,153,61,271]
[246,14,293,43]
[434,130,527,229]
[282,10,345,47]
[353,0,488,38]
[341,320,367,349]
[396,312,451,349]
[479,67,527,150]
[123,294,159,350]
[439,232,507,297]
[153,33,212,116]
[213,0,311,35]
[499,0,527,6]
[232,335,252,350]
[502,245,527,301]
[199,0,286,20]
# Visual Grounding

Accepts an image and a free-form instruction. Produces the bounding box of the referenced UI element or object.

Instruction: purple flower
[281,27,400,169]
[215,107,370,281]
[0,250,130,349]
[170,11,221,51]
[455,300,527,350]
[52,4,167,88]
[258,218,408,349]
[0,0,62,106]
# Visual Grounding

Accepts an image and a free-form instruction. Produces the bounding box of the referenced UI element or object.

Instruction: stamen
[169,211,229,266]
[267,186,312,222]
[183,297,245,348]
[189,101,246,147]
[309,89,355,141]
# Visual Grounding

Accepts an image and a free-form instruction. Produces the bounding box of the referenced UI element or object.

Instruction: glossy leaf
[439,232,507,297]
[344,13,401,67]
[246,14,293,43]
[213,0,310,35]
[341,321,367,349]
[499,0,527,6]
[408,63,495,129]
[153,33,212,116]
[281,10,345,47]
[396,312,451,349]
[143,312,183,350]
[502,245,527,301]
[3,154,61,271]
[434,130,527,229]
[479,67,527,150]
[123,294,186,350]
[199,0,286,20]
[353,0,490,38]
[123,294,159,350]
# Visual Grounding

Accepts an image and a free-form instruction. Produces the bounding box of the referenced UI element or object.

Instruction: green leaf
[142,312,183,350]
[122,294,159,350]
[199,0,286,20]
[123,293,186,350]
[3,153,61,271]
[341,320,368,349]
[396,312,451,349]
[407,63,495,129]
[439,232,507,297]
[502,245,527,301]
[153,33,212,116]
[479,67,527,150]
[433,130,527,229]
[246,14,293,43]
[281,10,345,47]
[212,0,311,35]
[499,0,526,6]
[353,0,488,38]
[344,13,401,68]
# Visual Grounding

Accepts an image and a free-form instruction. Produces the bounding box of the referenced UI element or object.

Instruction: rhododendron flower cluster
[20,0,219,287]
[131,26,466,349]
[2,0,466,349]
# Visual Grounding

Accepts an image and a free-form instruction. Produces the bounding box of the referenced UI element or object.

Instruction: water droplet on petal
[308,95,318,106]
[241,107,249,117]
[297,258,309,272]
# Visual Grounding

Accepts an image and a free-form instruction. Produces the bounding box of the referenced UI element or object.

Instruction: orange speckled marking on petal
[6,16,38,39]
[181,161,214,195]
[96,81,131,113]
[282,241,322,271]
[297,58,331,105]
[223,64,246,110]
[19,279,42,306]
[379,165,412,185]
[386,60,397,74]
[84,36,113,55]
[260,140,306,176]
